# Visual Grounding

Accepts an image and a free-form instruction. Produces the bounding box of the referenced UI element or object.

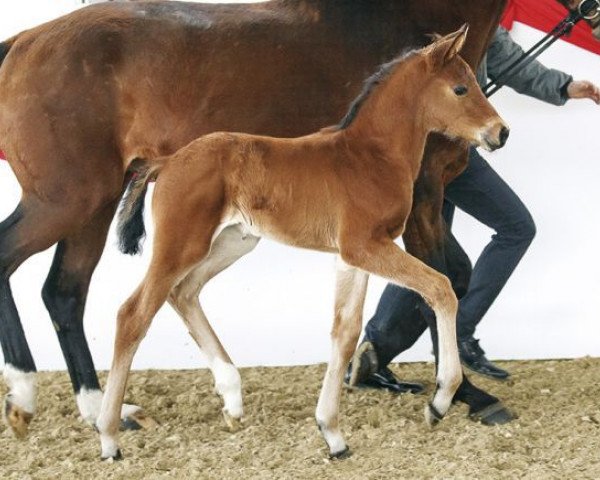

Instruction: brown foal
[97,27,508,459]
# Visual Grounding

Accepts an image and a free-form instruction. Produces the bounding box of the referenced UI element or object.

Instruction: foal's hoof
[424,402,444,428]
[469,402,515,426]
[222,410,243,432]
[329,446,352,460]
[4,398,33,439]
[121,408,158,431]
[101,449,123,462]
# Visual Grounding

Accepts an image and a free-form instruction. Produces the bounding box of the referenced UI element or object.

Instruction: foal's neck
[344,63,431,176]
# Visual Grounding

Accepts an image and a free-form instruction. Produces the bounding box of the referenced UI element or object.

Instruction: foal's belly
[220,207,339,254]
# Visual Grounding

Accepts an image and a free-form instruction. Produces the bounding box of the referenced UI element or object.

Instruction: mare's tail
[0,39,14,69]
[117,159,165,255]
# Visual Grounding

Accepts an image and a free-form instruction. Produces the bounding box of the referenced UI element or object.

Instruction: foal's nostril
[499,126,510,147]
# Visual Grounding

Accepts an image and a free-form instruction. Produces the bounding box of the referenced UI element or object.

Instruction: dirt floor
[0,358,599,480]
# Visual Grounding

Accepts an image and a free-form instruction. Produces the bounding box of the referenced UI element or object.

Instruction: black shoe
[345,341,425,395]
[459,337,509,380]
[357,367,425,394]
[347,341,379,386]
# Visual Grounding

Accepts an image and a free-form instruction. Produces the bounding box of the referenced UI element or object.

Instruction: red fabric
[0,150,4,161]
[501,0,600,55]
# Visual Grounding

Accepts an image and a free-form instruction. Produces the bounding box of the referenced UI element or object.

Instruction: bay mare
[0,0,596,437]
[97,27,509,460]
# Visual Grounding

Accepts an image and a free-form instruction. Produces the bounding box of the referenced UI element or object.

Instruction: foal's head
[417,25,509,151]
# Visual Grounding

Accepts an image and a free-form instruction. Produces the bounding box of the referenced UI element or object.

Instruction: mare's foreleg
[316,259,368,458]
[168,223,260,430]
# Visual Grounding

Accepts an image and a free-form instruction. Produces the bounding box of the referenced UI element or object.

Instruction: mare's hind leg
[316,259,369,458]
[0,198,93,437]
[41,199,154,430]
[0,206,36,438]
[168,223,259,430]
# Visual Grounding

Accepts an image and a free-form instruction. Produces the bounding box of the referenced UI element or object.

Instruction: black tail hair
[0,38,16,69]
[0,44,9,69]
[117,163,156,255]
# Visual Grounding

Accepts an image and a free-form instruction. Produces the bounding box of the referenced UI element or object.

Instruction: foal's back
[156,126,410,253]
[156,130,342,251]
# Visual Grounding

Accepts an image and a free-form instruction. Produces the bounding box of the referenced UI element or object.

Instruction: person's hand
[567,80,600,104]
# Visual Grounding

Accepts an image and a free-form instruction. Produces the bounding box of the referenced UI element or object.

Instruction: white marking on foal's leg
[3,364,37,414]
[211,358,243,419]
[427,307,462,425]
[315,344,348,456]
[100,432,121,460]
[316,261,367,457]
[77,388,144,426]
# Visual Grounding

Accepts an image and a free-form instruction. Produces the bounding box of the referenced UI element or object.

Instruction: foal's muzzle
[481,124,510,152]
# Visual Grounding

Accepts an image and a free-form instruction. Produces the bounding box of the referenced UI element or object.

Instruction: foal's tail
[117,159,165,255]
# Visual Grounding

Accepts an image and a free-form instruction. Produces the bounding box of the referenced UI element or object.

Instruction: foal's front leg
[316,259,369,458]
[340,237,462,424]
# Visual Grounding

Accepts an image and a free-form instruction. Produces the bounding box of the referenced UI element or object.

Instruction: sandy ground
[0,358,599,479]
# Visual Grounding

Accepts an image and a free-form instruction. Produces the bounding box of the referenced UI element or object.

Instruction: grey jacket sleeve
[483,26,572,106]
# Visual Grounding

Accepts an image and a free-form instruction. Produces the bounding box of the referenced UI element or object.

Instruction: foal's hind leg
[340,237,462,426]
[97,194,223,459]
[98,251,216,458]
[97,275,176,460]
[41,199,154,430]
[168,224,259,430]
[316,259,368,458]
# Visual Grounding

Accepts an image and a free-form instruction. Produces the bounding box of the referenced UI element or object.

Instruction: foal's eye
[454,85,468,96]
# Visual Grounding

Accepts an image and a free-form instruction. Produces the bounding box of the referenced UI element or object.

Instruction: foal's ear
[429,24,469,68]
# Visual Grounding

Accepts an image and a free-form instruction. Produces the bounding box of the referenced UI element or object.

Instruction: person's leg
[363,287,428,367]
[445,147,536,378]
[347,286,427,394]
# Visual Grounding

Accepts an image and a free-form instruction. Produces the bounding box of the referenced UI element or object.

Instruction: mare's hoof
[101,449,123,462]
[469,402,515,426]
[329,446,352,460]
[222,410,243,432]
[4,398,33,439]
[120,409,158,431]
[120,417,142,431]
[424,402,443,427]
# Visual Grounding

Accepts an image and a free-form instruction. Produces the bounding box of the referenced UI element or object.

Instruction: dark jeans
[364,147,536,367]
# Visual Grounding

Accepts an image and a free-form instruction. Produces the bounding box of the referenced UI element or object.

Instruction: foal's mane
[337,48,419,130]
